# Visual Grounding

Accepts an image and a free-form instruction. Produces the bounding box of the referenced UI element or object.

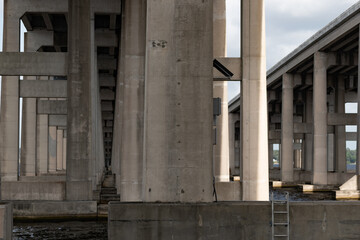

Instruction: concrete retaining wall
[109,202,360,240]
[13,201,97,220]
[1,182,65,200]
[0,203,13,240]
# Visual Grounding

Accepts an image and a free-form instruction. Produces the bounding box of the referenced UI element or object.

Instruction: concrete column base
[301,184,339,192]
[336,190,360,200]
[214,182,241,201]
[272,181,299,188]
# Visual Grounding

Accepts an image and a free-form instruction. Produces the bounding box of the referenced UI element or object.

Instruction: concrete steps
[97,174,120,215]
[100,193,120,204]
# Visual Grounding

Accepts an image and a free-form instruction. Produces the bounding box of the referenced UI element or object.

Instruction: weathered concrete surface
[1,182,65,200]
[215,182,241,201]
[281,73,294,182]
[66,0,93,201]
[109,202,360,240]
[213,0,230,184]
[116,0,146,202]
[108,202,271,240]
[0,203,12,240]
[0,52,67,76]
[241,0,269,201]
[20,80,67,98]
[13,201,97,220]
[313,52,328,185]
[37,100,67,115]
[142,0,213,202]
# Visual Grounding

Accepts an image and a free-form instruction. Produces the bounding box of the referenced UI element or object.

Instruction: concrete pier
[213,0,230,183]
[66,0,92,200]
[117,0,146,202]
[313,52,328,185]
[142,0,213,202]
[241,0,269,201]
[281,73,294,182]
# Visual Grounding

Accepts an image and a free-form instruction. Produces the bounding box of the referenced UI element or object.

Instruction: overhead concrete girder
[49,115,67,127]
[20,80,67,98]
[37,100,67,115]
[0,52,67,76]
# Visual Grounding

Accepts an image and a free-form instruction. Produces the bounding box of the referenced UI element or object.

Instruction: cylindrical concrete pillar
[56,129,63,171]
[313,51,328,185]
[241,0,269,200]
[213,0,230,183]
[281,73,294,182]
[116,0,146,202]
[336,76,346,174]
[48,126,57,172]
[305,88,313,172]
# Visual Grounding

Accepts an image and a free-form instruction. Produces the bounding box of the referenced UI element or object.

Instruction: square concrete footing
[272,181,299,188]
[302,184,339,192]
[336,190,360,200]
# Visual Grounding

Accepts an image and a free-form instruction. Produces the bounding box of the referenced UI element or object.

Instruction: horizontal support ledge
[20,80,67,98]
[213,57,241,81]
[0,52,67,76]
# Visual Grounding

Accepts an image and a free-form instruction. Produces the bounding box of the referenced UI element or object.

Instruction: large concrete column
[66,0,92,200]
[336,76,346,174]
[37,114,49,174]
[117,0,146,202]
[48,126,57,172]
[281,73,294,182]
[213,0,230,182]
[305,89,313,172]
[56,129,63,171]
[20,81,37,176]
[0,0,20,181]
[143,0,213,202]
[241,0,269,200]
[313,52,328,185]
[228,113,240,176]
[62,132,67,170]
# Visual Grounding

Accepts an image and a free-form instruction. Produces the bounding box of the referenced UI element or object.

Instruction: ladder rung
[273,201,287,204]
[274,211,288,214]
[274,235,288,237]
[274,223,288,226]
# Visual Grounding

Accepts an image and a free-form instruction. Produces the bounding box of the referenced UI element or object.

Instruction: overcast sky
[226,0,360,101]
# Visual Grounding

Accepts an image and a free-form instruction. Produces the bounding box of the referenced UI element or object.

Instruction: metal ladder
[271,191,290,239]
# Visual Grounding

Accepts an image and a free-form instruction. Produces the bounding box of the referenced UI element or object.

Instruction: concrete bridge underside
[229,2,360,199]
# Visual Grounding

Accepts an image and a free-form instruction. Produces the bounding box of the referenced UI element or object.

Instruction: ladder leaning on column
[271,191,290,239]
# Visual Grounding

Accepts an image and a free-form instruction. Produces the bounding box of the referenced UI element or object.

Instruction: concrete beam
[0,52,67,76]
[95,30,117,47]
[20,80,67,98]
[49,115,67,127]
[37,100,67,115]
[346,132,357,141]
[213,57,241,81]
[98,57,117,70]
[328,113,357,125]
